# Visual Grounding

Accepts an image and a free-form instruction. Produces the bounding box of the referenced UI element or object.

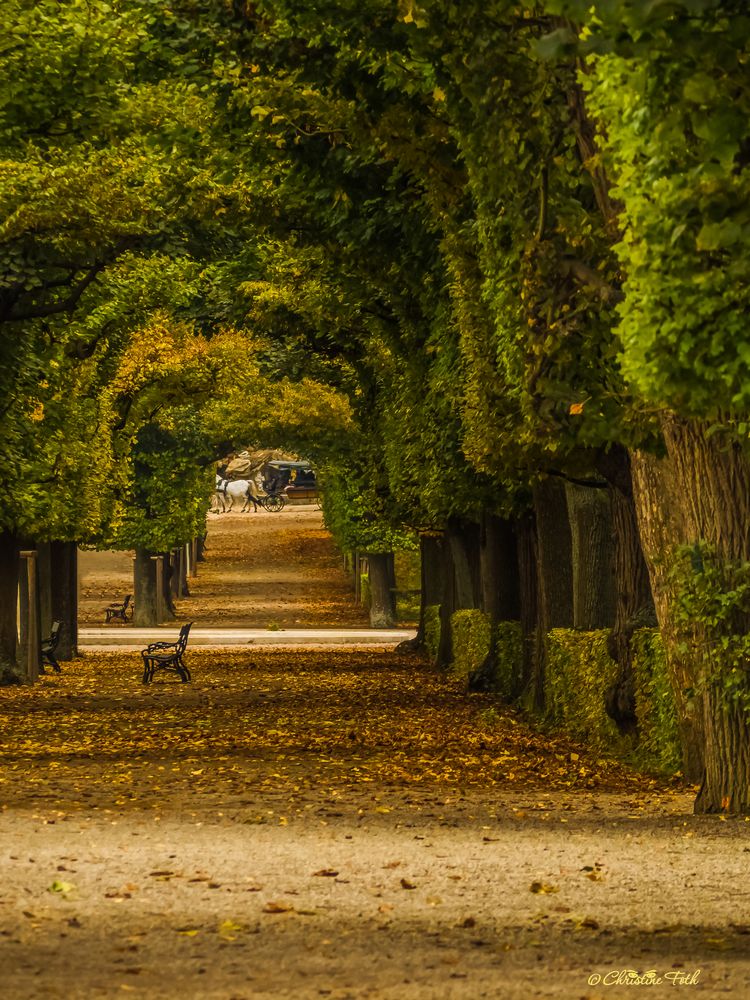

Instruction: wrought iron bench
[141,622,192,684]
[105,594,133,624]
[41,620,62,674]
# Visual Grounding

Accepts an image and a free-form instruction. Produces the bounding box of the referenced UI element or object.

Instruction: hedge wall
[545,629,626,750]
[423,609,680,772]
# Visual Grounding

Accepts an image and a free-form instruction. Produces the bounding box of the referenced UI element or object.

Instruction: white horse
[214,475,260,513]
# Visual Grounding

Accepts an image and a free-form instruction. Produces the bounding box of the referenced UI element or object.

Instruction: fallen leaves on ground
[0,649,669,817]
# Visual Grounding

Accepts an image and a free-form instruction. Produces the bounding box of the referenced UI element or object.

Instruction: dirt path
[79,508,369,629]
[13,513,750,996]
[1,649,749,998]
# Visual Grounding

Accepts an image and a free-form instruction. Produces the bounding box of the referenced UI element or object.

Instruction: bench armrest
[142,641,177,654]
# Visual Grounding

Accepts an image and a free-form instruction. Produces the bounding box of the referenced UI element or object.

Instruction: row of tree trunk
[392,423,750,814]
[0,535,206,683]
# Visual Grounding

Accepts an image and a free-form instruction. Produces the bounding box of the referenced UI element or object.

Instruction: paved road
[79,626,417,649]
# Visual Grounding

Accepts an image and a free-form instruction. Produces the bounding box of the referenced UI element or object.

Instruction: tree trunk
[196,532,207,562]
[436,521,481,669]
[0,531,21,683]
[565,482,616,630]
[162,553,176,620]
[367,552,396,628]
[594,446,655,735]
[398,533,444,654]
[631,414,750,804]
[469,514,520,692]
[531,478,574,709]
[517,511,539,701]
[480,513,520,621]
[133,549,158,626]
[50,541,78,660]
[179,544,190,597]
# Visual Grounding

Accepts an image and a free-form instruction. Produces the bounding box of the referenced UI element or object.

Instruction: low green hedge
[631,628,681,772]
[494,621,524,699]
[450,610,492,681]
[545,629,624,749]
[448,611,523,697]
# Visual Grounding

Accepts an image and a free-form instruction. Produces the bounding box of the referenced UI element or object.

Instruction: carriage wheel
[264,493,286,513]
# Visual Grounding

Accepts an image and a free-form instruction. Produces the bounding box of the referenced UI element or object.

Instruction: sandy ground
[4,514,748,998]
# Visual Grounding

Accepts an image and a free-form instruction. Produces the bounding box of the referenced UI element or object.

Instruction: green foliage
[631,629,681,773]
[581,1,750,416]
[424,604,441,662]
[667,543,750,711]
[449,610,492,683]
[448,612,523,699]
[494,621,524,701]
[545,629,625,749]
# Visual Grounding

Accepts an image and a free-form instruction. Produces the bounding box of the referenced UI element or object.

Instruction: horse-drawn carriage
[212,452,318,513]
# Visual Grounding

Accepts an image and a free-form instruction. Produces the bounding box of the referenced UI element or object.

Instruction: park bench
[105,594,133,624]
[141,622,192,684]
[41,620,62,674]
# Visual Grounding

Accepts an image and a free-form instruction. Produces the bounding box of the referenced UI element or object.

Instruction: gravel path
[6,513,749,998]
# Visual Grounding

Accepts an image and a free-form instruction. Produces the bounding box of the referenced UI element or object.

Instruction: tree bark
[161,553,176,620]
[133,549,158,626]
[565,482,616,630]
[631,413,750,804]
[436,521,481,669]
[397,533,444,653]
[594,447,655,735]
[367,552,396,628]
[517,511,539,701]
[469,513,520,692]
[0,531,21,683]
[50,541,78,660]
[531,478,574,709]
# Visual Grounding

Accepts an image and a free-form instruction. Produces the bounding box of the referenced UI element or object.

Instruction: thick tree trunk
[397,533,444,653]
[594,447,655,735]
[469,514,520,692]
[631,414,750,804]
[436,521,481,669]
[367,552,396,628]
[517,511,539,701]
[133,549,158,626]
[565,482,616,630]
[196,533,207,562]
[162,554,176,620]
[179,544,190,597]
[531,478,574,709]
[50,541,78,660]
[479,513,520,621]
[0,531,21,683]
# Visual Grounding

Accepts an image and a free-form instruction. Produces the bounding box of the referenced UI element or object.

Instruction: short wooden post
[19,551,40,682]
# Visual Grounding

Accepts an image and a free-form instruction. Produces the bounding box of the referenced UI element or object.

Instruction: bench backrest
[46,620,62,647]
[122,594,132,610]
[176,622,192,653]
